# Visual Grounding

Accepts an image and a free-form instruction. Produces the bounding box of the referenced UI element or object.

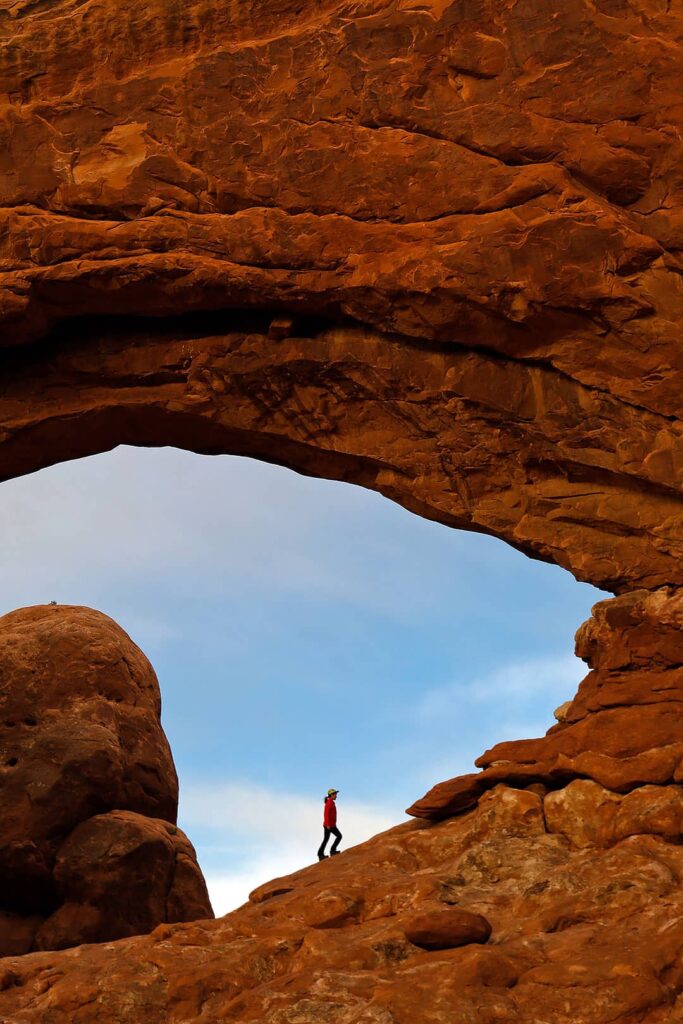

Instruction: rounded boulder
[404,908,492,951]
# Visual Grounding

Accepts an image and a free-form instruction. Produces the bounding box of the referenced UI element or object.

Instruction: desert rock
[0,784,682,1022]
[408,588,683,819]
[0,1,681,594]
[0,0,682,1021]
[0,604,212,954]
[404,907,492,950]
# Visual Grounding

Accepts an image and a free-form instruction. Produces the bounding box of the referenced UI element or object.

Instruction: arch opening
[0,444,605,914]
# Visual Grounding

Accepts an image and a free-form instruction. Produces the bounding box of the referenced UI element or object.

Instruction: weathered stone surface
[545,780,683,849]
[1,316,681,596]
[0,1,682,1020]
[0,604,212,954]
[404,907,492,950]
[34,810,212,951]
[0,1,682,594]
[1,784,683,1022]
[1,0,682,414]
[408,587,683,818]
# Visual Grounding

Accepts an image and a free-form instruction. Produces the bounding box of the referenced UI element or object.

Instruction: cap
[327,788,339,796]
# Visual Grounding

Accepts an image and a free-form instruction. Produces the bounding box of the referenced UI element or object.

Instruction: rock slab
[1,782,682,1022]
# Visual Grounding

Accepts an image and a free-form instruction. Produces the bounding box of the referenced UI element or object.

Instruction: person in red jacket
[317,788,342,860]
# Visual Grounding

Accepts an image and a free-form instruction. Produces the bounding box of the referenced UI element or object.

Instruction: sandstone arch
[1,311,681,595]
[1,0,682,596]
[0,0,683,1018]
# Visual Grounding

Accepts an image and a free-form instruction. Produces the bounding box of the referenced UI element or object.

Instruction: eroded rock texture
[409,586,683,818]
[3,779,683,1022]
[0,599,680,1021]
[0,604,213,955]
[0,0,682,594]
[0,0,682,1020]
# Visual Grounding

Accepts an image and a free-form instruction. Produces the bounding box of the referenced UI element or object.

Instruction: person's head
[327,788,339,800]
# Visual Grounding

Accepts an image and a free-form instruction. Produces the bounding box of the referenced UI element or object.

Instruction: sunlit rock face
[408,587,683,818]
[2,778,683,1022]
[0,605,213,954]
[0,0,682,1019]
[0,0,682,594]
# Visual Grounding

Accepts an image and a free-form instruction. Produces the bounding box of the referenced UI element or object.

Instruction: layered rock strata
[408,586,683,818]
[0,0,681,1019]
[1,0,682,423]
[0,604,213,954]
[0,0,682,597]
[0,315,681,597]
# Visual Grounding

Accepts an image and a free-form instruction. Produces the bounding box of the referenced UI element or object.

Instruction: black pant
[318,826,342,857]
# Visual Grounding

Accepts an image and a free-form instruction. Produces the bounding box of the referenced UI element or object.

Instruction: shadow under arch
[1,310,681,595]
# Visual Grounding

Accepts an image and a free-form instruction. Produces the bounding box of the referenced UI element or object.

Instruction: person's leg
[317,827,331,859]
[330,826,342,854]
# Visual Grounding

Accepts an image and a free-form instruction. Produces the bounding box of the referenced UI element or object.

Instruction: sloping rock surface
[1,781,683,1023]
[0,596,679,1021]
[0,604,213,954]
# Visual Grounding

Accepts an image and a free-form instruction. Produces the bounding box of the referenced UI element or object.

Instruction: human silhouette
[317,788,342,860]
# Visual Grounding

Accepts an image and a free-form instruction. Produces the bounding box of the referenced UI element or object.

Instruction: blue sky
[0,447,604,912]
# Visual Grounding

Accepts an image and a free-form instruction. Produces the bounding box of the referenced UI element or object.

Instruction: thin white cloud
[178,780,399,915]
[0,446,471,620]
[205,856,307,916]
[415,654,584,722]
[385,654,587,790]
[180,780,397,845]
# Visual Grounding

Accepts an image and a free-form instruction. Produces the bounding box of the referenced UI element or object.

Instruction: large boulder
[404,907,492,950]
[0,604,212,953]
[34,810,213,952]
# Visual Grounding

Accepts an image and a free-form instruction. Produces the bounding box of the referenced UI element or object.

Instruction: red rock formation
[0,0,681,595]
[1,779,683,1022]
[35,810,213,952]
[2,0,682,427]
[408,587,683,818]
[404,907,492,950]
[0,317,681,595]
[0,0,682,1020]
[0,605,213,954]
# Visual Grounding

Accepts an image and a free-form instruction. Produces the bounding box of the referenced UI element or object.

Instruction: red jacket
[323,796,337,828]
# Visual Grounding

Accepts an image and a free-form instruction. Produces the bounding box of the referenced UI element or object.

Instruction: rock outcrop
[0,596,678,1020]
[408,586,683,818]
[1,777,683,1022]
[0,0,682,1020]
[0,604,213,954]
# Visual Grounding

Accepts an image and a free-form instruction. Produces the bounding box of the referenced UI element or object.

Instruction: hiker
[317,788,342,860]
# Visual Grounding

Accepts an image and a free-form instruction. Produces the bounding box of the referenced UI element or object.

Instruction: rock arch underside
[0,0,683,1020]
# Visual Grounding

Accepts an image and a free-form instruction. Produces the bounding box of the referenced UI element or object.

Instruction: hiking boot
[318,854,328,861]
[330,850,341,856]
